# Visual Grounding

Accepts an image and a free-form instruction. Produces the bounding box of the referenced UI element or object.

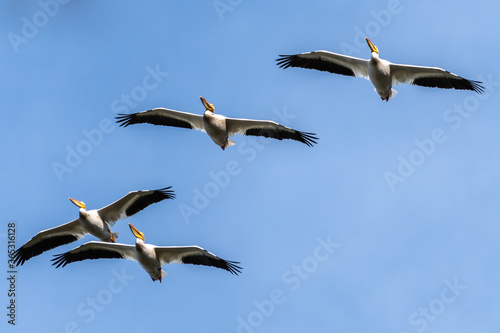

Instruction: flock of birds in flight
[12,38,484,282]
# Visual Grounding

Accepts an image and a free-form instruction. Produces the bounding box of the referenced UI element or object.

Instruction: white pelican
[277,37,484,101]
[116,96,318,149]
[52,223,242,282]
[12,187,175,266]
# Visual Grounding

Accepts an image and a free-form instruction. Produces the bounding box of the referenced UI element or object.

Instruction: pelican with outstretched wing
[52,223,242,282]
[12,187,175,266]
[277,38,484,101]
[116,97,318,149]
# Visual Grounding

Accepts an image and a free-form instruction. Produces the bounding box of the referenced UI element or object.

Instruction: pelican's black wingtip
[115,113,133,127]
[156,186,176,200]
[299,131,319,147]
[11,248,25,267]
[51,253,68,268]
[470,80,485,94]
[276,55,294,69]
[226,260,243,276]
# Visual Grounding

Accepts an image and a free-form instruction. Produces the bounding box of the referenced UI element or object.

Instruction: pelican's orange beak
[200,96,215,112]
[366,37,379,54]
[128,223,145,241]
[69,198,86,209]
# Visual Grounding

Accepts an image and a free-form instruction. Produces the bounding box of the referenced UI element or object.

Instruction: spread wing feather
[116,108,204,130]
[51,241,136,268]
[12,220,86,266]
[277,51,369,79]
[155,246,242,275]
[390,63,484,93]
[226,118,318,147]
[97,187,175,225]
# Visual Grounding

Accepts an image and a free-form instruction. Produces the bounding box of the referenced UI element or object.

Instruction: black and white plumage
[12,187,175,266]
[116,96,318,149]
[52,223,242,282]
[277,37,484,101]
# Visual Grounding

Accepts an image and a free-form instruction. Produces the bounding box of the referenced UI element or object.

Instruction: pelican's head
[200,96,215,113]
[366,37,379,54]
[128,223,145,241]
[69,198,86,210]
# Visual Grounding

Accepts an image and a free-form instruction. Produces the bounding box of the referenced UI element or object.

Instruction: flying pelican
[276,37,484,101]
[52,223,242,282]
[12,187,175,266]
[115,97,318,149]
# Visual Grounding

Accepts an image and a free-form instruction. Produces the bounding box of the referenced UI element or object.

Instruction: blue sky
[2,1,500,332]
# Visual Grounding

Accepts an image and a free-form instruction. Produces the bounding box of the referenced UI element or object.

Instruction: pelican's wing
[225,118,318,147]
[12,219,86,266]
[276,50,370,79]
[116,108,205,131]
[51,241,136,268]
[390,63,484,93]
[97,187,175,225]
[154,246,242,275]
